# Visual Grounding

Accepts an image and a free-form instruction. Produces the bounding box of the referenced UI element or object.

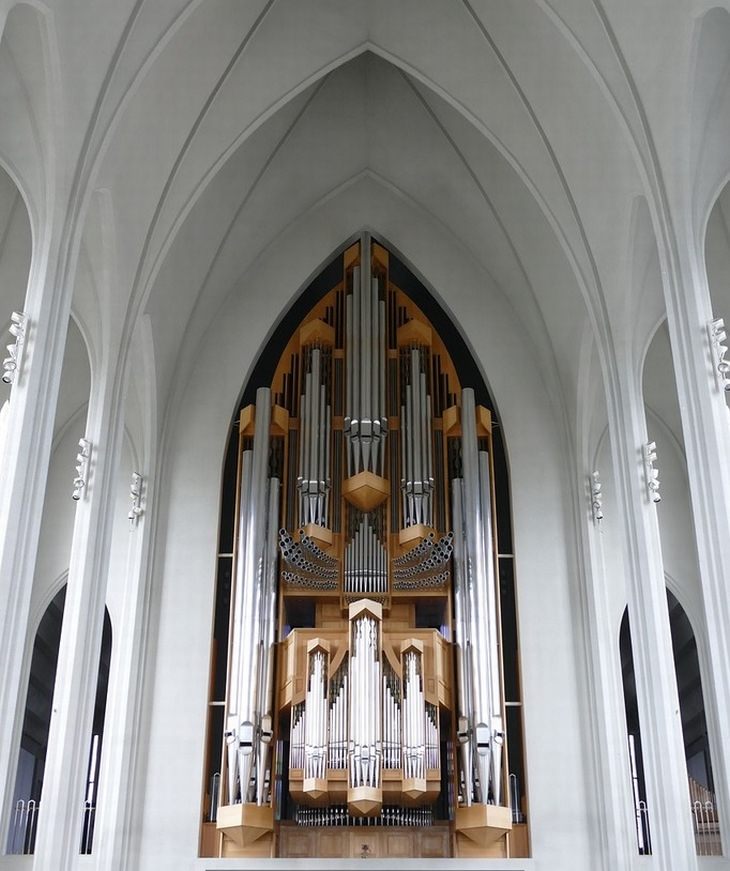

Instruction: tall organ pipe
[344,234,387,476]
[234,387,271,803]
[298,348,330,527]
[256,479,280,805]
[460,388,503,805]
[304,649,328,780]
[451,478,474,805]
[225,451,253,804]
[401,349,434,527]
[479,450,504,804]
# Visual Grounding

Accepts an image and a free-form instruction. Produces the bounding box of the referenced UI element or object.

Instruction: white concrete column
[658,240,730,852]
[609,373,697,870]
[31,349,125,871]
[577,469,637,870]
[94,463,155,871]
[0,229,75,840]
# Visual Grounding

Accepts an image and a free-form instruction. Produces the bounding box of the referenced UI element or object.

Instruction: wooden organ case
[207,236,528,860]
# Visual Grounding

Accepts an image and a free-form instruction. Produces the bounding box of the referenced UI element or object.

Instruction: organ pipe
[304,646,329,781]
[459,387,504,805]
[401,348,434,528]
[225,387,273,804]
[348,609,382,793]
[344,234,387,476]
[298,348,331,527]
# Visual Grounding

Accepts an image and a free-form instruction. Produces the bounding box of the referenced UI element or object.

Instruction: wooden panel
[221,831,273,858]
[383,831,415,857]
[278,825,452,858]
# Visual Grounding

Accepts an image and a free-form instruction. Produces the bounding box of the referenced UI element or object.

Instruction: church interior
[1,2,730,870]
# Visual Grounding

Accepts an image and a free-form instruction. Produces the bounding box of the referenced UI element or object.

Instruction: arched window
[620,592,719,857]
[6,590,112,856]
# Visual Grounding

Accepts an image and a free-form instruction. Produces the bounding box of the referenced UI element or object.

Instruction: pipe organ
[213,236,523,859]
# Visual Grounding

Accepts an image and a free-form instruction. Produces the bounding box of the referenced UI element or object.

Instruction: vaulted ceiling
[1,0,729,453]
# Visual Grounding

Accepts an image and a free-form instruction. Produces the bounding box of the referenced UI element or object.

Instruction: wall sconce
[72,438,91,500]
[590,470,603,523]
[128,472,143,525]
[2,311,28,385]
[643,441,661,503]
[708,317,730,392]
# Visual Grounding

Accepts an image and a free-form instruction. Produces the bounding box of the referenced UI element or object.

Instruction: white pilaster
[609,375,697,870]
[578,470,636,870]
[0,231,74,841]
[658,241,730,856]
[31,352,125,871]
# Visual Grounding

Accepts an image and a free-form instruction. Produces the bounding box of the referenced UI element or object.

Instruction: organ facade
[203,236,526,860]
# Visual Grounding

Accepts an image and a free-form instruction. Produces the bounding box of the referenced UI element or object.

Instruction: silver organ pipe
[425,703,439,771]
[298,347,330,527]
[344,234,388,476]
[451,478,475,806]
[225,387,272,805]
[459,388,504,805]
[382,661,401,769]
[344,514,388,595]
[328,660,349,769]
[401,348,434,528]
[256,479,281,805]
[290,702,305,770]
[225,450,253,804]
[304,647,329,781]
[402,649,426,782]
[479,449,503,804]
[348,612,382,791]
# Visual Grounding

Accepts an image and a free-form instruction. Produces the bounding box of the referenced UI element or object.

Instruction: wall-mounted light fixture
[643,442,661,504]
[708,317,730,393]
[72,438,91,500]
[2,311,28,385]
[128,472,143,525]
[590,470,603,523]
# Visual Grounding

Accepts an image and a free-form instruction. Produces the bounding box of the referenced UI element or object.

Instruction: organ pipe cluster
[344,234,387,476]
[452,388,504,806]
[401,348,434,527]
[297,347,331,527]
[218,237,515,856]
[225,388,281,807]
[344,514,388,596]
[348,610,382,795]
[303,646,329,781]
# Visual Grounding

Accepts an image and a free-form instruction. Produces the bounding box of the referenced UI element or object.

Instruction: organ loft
[200,236,528,860]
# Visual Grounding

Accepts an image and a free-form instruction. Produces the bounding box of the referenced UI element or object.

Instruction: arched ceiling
[1,1,727,443]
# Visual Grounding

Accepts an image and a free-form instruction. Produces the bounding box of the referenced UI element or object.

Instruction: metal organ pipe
[402,650,426,781]
[298,348,330,527]
[401,348,434,528]
[304,648,328,780]
[256,479,280,805]
[344,234,387,476]
[451,478,474,805]
[226,388,272,805]
[348,614,381,790]
[226,450,253,805]
[459,388,504,806]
